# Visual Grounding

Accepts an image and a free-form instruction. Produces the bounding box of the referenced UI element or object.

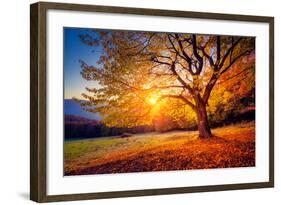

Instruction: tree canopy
[75,30,255,136]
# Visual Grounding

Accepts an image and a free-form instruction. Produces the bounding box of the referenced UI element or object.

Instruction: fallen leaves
[64,122,255,176]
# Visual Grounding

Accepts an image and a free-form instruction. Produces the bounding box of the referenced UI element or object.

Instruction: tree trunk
[196,98,212,139]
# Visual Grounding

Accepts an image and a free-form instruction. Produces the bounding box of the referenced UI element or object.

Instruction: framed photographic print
[30,1,274,202]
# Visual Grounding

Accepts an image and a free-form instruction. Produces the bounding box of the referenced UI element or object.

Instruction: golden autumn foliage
[76,30,255,138]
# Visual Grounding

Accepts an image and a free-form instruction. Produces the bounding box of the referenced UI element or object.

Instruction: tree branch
[143,85,185,91]
[167,34,189,63]
[170,62,195,95]
[160,94,196,111]
[216,66,253,85]
[127,34,155,56]
[191,34,203,74]
[218,37,242,69]
[173,34,194,74]
[152,58,172,66]
[199,46,214,67]
[202,72,219,104]
[216,36,221,65]
[220,49,253,75]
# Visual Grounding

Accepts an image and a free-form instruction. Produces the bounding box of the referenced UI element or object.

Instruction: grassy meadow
[64,121,255,175]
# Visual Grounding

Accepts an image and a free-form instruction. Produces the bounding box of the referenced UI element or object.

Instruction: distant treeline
[64,115,154,139]
[64,108,255,140]
[209,106,255,127]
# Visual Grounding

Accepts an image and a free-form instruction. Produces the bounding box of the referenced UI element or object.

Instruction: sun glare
[148,96,158,105]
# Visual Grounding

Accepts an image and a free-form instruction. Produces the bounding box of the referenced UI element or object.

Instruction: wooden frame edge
[30,1,274,202]
[30,2,48,202]
[30,2,39,202]
[38,182,273,203]
[269,16,274,188]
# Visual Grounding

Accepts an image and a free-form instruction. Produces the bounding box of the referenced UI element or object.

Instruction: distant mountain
[64,99,100,120]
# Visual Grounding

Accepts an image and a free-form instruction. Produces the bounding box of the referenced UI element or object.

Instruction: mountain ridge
[64,99,100,120]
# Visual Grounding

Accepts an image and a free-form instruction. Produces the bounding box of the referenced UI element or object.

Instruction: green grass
[64,130,198,161]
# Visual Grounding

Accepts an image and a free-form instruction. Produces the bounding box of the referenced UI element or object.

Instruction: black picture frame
[30,1,274,202]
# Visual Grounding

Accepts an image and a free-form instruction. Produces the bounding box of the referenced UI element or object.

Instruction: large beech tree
[76,30,255,138]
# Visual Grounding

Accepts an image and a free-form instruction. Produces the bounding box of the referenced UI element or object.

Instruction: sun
[148,96,158,105]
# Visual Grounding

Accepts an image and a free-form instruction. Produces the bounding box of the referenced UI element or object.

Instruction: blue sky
[64,27,101,99]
